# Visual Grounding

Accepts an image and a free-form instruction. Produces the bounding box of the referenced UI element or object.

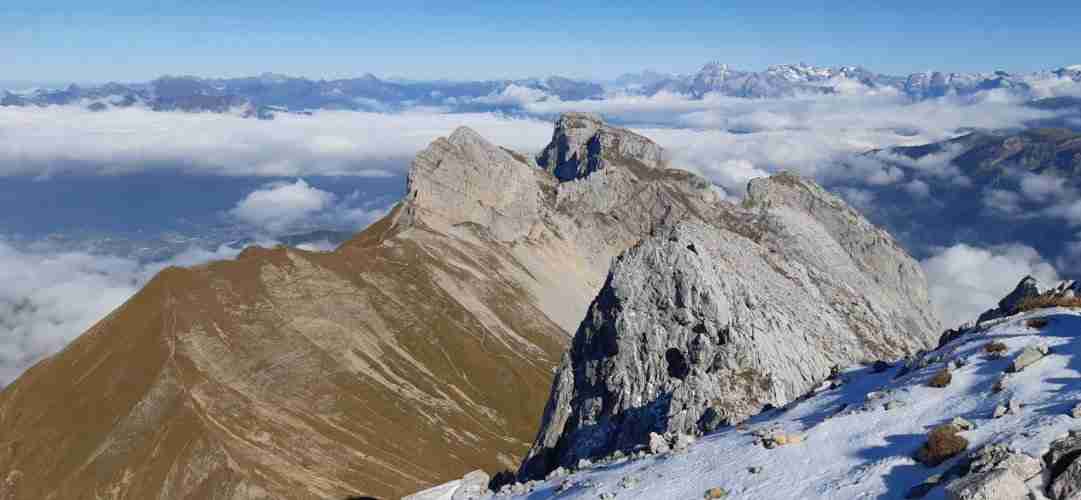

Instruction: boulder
[1009,345,1050,373]
[699,406,725,434]
[951,417,976,431]
[967,444,1041,480]
[1044,431,1081,499]
[944,468,1028,500]
[649,433,670,455]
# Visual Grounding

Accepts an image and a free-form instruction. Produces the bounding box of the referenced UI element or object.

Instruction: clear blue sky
[4,0,1081,82]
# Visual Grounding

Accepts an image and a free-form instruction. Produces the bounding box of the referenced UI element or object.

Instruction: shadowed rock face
[536,112,665,182]
[0,114,721,499]
[518,172,941,480]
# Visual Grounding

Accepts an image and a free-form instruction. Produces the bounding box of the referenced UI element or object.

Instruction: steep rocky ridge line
[517,171,941,480]
[0,113,722,499]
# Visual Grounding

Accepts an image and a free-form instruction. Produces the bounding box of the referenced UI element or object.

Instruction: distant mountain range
[4,63,1080,118]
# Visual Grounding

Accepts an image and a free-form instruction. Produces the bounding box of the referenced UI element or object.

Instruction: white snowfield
[500,308,1081,500]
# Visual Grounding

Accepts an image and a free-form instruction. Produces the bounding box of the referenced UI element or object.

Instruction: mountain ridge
[4,63,1079,117]
[0,113,722,499]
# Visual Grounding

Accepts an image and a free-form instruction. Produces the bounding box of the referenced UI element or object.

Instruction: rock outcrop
[536,112,665,182]
[978,276,1081,324]
[0,114,721,499]
[517,172,940,479]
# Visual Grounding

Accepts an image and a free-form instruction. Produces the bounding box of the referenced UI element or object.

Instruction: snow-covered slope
[490,307,1081,499]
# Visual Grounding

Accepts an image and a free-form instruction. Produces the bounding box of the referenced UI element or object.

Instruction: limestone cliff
[518,172,941,480]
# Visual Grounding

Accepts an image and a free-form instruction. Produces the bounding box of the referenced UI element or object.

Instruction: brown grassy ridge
[1015,295,1081,313]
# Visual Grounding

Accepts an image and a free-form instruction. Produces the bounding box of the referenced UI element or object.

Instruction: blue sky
[4,1,1081,82]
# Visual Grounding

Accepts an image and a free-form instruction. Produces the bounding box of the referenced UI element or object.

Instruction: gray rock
[951,417,976,431]
[885,400,907,411]
[618,475,640,489]
[672,433,695,452]
[536,112,664,182]
[945,468,1028,500]
[978,276,1081,324]
[546,467,568,481]
[1050,459,1081,500]
[993,399,1021,419]
[451,470,491,500]
[968,444,1041,480]
[517,173,941,479]
[977,276,1044,324]
[1071,402,1081,419]
[699,406,725,434]
[648,432,670,454]
[1044,431,1081,499]
[1009,345,1049,373]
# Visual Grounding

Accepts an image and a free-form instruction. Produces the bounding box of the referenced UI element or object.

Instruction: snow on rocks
[406,470,491,500]
[495,308,1081,499]
[1010,344,1051,373]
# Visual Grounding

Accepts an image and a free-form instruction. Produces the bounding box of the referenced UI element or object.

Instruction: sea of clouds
[1,81,1078,383]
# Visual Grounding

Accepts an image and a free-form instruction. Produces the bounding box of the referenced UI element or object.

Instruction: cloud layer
[231,179,337,234]
[0,106,552,178]
[921,243,1060,328]
[1,88,1077,384]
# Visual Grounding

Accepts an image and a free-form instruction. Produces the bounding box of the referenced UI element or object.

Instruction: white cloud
[1026,76,1081,98]
[1019,173,1071,201]
[471,84,551,106]
[982,188,1025,217]
[231,179,336,234]
[903,179,931,198]
[0,106,553,178]
[837,187,876,212]
[229,180,392,235]
[920,243,1060,328]
[610,93,1055,195]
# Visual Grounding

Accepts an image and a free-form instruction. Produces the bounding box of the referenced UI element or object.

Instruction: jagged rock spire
[536,112,665,182]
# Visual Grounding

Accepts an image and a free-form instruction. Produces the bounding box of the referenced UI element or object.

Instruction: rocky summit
[518,172,941,479]
[0,113,720,499]
[535,112,665,182]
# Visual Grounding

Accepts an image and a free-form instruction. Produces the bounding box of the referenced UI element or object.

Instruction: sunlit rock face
[519,172,941,480]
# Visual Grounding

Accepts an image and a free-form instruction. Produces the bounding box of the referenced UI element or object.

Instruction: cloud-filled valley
[2,82,1081,382]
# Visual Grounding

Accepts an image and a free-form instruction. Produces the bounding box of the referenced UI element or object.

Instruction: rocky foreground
[414,278,1081,499]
